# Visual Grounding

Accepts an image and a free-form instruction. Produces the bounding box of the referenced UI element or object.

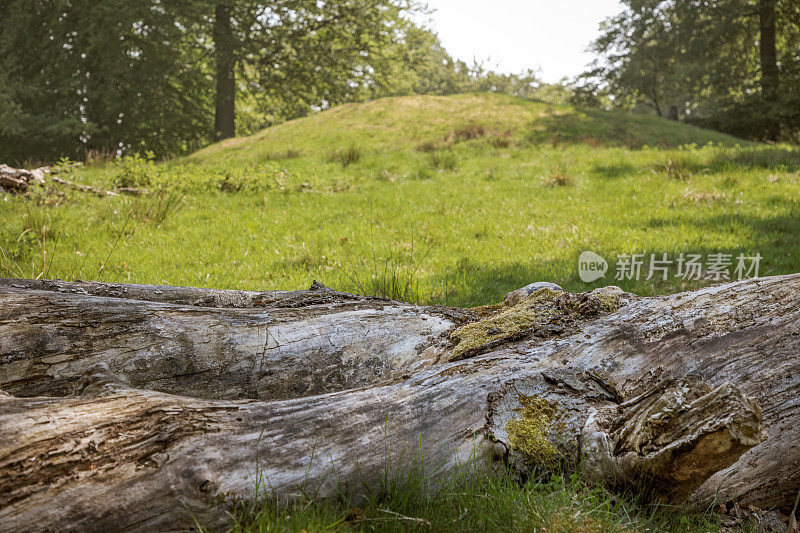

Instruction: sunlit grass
[2,93,798,309]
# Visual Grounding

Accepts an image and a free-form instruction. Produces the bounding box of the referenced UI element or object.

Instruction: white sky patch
[417,0,623,83]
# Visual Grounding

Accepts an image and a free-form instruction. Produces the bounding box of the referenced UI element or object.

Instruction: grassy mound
[192,93,741,166]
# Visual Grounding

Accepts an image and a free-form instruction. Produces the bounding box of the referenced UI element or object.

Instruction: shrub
[50,157,84,176]
[112,152,157,188]
[543,163,573,187]
[452,122,488,141]
[329,145,362,167]
[429,151,457,171]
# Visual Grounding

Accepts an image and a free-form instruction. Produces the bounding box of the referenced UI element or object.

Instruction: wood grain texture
[1,275,799,531]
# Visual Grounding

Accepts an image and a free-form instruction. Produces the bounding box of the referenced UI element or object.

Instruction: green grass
[222,467,720,533]
[3,92,797,530]
[2,93,797,306]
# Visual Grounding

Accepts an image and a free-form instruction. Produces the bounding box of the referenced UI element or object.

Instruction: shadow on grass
[642,206,800,276]
[590,162,640,179]
[427,258,576,307]
[591,144,800,180]
[429,209,799,307]
[707,145,800,172]
[524,109,745,149]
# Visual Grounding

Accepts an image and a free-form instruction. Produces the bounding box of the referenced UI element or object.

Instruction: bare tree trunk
[1,275,799,531]
[668,105,678,121]
[214,1,236,141]
[759,0,780,140]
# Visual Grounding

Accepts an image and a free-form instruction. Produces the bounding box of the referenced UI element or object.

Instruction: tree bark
[213,1,236,141]
[1,275,800,531]
[668,105,678,121]
[759,0,780,140]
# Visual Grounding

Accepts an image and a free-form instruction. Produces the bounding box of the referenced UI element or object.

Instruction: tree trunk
[759,0,780,140]
[213,1,236,141]
[668,105,678,121]
[1,275,800,531]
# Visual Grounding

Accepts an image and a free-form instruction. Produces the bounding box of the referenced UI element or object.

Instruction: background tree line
[0,0,559,165]
[1,0,797,165]
[580,0,800,143]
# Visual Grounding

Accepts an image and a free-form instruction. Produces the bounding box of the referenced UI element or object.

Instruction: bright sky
[418,0,624,83]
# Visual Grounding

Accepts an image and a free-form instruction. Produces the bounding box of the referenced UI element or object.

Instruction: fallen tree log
[0,275,799,531]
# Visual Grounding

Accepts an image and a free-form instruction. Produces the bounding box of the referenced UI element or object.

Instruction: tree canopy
[3,1,796,165]
[0,1,556,165]
[583,0,800,142]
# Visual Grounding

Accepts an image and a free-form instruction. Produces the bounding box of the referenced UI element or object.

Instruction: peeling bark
[1,275,799,531]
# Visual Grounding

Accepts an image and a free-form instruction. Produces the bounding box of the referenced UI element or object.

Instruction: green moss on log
[505,394,558,464]
[449,288,621,360]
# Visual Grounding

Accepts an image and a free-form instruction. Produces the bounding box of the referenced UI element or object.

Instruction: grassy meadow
[2,92,799,307]
[3,92,798,531]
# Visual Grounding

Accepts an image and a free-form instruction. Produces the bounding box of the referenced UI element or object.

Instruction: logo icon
[579,251,608,282]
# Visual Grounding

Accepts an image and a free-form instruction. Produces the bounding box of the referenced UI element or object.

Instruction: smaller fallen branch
[50,176,118,197]
[378,510,432,526]
[0,163,148,197]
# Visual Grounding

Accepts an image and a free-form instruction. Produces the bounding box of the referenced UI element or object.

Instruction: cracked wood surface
[0,275,799,531]
[0,280,458,400]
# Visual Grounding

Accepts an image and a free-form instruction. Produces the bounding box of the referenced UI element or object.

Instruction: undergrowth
[222,462,720,533]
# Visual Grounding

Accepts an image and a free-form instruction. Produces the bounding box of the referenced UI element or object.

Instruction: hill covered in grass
[191,92,742,165]
[2,93,798,307]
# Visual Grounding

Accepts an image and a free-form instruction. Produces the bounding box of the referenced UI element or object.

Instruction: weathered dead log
[0,164,46,192]
[1,275,799,532]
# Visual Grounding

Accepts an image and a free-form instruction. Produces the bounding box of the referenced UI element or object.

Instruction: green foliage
[113,152,158,188]
[51,157,85,177]
[0,0,214,164]
[0,0,435,164]
[586,0,800,142]
[384,27,569,105]
[0,0,600,165]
